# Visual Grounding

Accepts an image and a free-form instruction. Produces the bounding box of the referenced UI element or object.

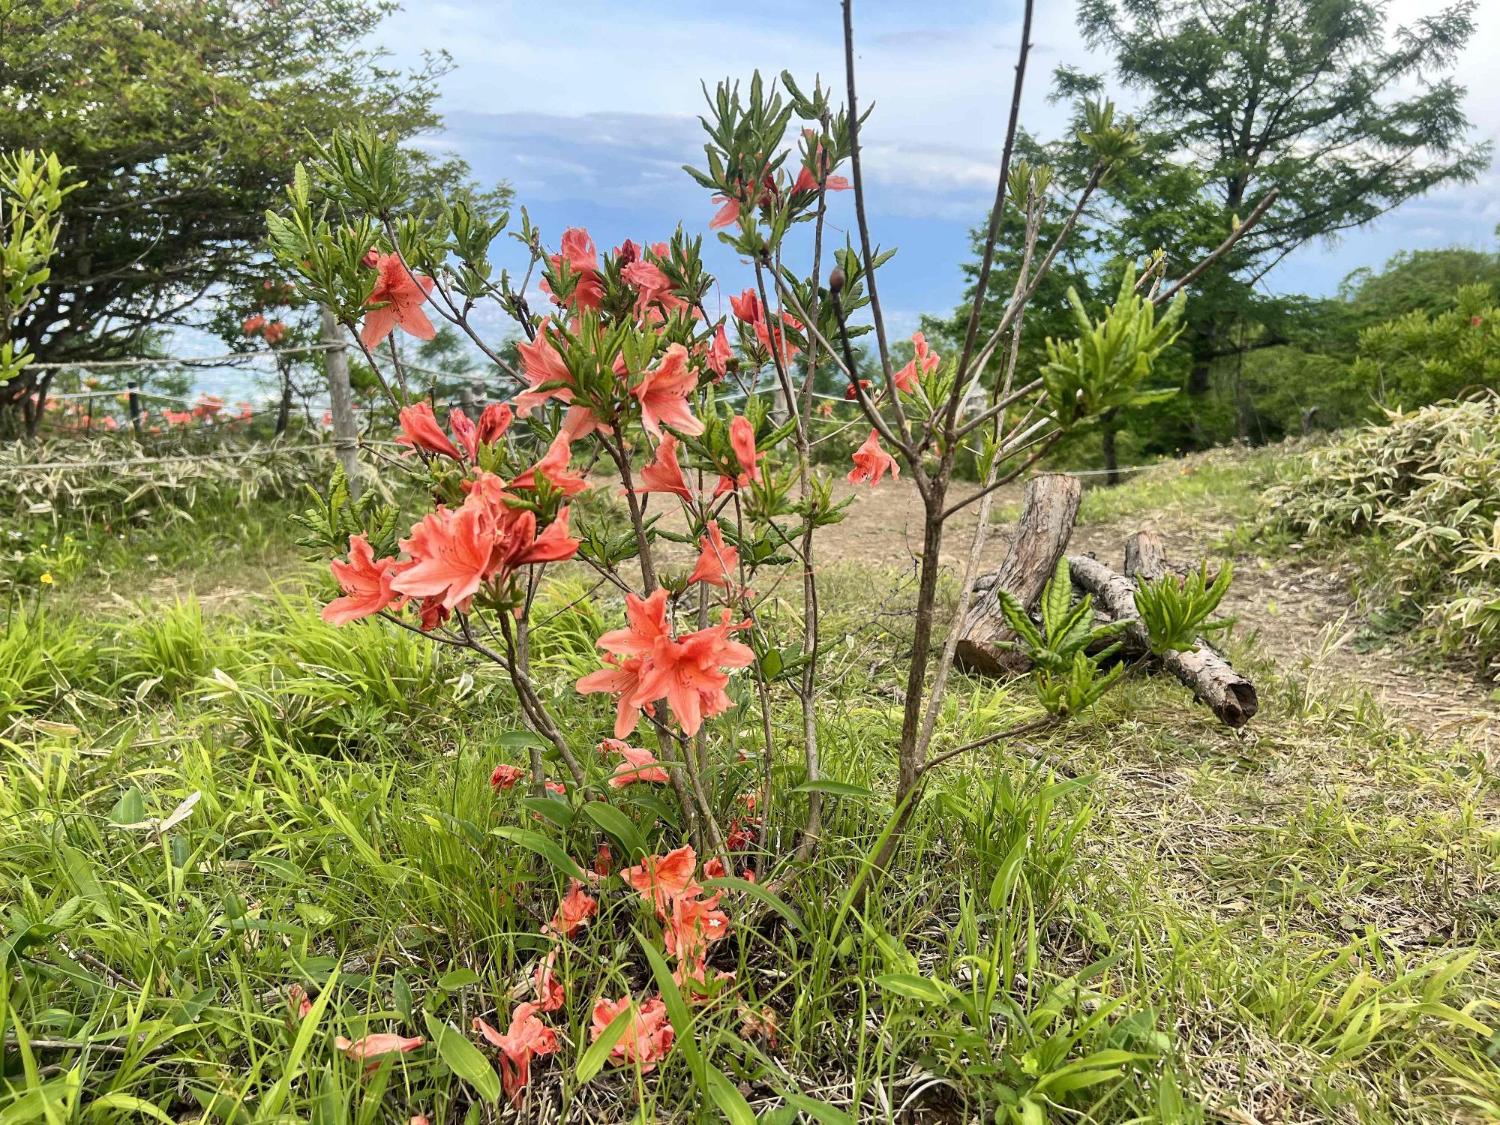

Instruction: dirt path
[811,474,1500,755]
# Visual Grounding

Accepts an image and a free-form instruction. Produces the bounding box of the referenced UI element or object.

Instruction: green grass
[2,461,1497,1123]
[1076,443,1285,528]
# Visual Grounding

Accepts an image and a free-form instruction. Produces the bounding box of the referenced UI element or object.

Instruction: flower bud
[829,266,845,295]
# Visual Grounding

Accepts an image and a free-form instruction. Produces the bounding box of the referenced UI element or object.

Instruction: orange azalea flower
[754,310,802,365]
[533,952,565,1012]
[664,890,730,964]
[477,402,513,445]
[475,1002,559,1107]
[707,323,733,378]
[848,429,900,487]
[686,520,738,589]
[544,879,598,938]
[576,589,671,737]
[602,738,670,788]
[361,252,436,349]
[589,995,674,1072]
[623,258,687,316]
[545,779,567,797]
[335,1032,424,1070]
[633,343,703,438]
[623,845,702,915]
[892,330,940,393]
[729,415,761,482]
[393,488,579,613]
[288,984,313,1020]
[242,313,267,336]
[509,432,589,496]
[323,534,401,626]
[391,504,495,611]
[634,612,755,735]
[396,402,462,460]
[541,228,604,312]
[729,289,761,324]
[262,320,287,345]
[515,319,575,414]
[637,433,694,500]
[490,763,525,791]
[576,654,652,739]
[792,130,851,195]
[709,195,741,230]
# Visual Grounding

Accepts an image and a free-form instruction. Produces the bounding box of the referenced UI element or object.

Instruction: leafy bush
[0,434,335,532]
[1262,393,1500,674]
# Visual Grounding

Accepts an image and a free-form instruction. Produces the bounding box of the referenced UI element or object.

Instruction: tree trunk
[1101,408,1120,486]
[955,473,1082,675]
[1068,536,1258,728]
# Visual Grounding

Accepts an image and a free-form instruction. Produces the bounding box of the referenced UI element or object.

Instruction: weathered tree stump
[955,473,1082,675]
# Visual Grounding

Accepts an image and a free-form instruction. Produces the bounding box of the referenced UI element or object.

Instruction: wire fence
[11,346,1172,481]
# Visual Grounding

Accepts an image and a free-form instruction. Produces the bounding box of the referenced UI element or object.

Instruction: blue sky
[374,0,1498,340]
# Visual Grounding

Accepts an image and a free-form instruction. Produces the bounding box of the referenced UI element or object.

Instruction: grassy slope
[2,452,1497,1123]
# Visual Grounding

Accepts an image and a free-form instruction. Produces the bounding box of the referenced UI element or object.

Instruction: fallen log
[1067,532,1258,728]
[955,473,1082,675]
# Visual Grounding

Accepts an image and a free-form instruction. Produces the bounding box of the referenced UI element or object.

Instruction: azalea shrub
[266,57,1258,1109]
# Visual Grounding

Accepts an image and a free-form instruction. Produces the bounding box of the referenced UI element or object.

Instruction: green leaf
[423,1012,500,1104]
[1042,557,1072,635]
[636,931,704,1082]
[782,1093,856,1125]
[108,787,145,826]
[790,779,875,800]
[436,968,481,991]
[496,730,550,751]
[705,1065,755,1125]
[521,796,574,830]
[490,827,586,881]
[576,1002,632,1083]
[579,801,648,860]
[702,875,805,933]
[874,973,957,1005]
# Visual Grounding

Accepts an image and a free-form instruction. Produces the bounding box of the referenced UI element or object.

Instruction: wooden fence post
[321,306,362,500]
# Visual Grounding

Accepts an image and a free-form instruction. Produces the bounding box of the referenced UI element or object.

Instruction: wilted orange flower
[490,763,525,791]
[475,1002,559,1107]
[602,738,670,788]
[334,1032,424,1071]
[544,879,598,938]
[589,995,674,1072]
